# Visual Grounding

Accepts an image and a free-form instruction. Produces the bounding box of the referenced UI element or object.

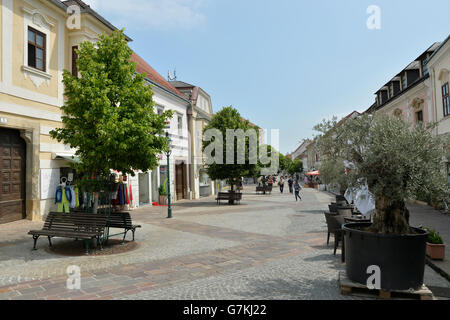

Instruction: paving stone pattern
[0,186,448,300]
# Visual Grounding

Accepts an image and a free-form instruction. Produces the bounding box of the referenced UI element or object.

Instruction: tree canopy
[202,106,259,190]
[314,113,450,234]
[287,158,303,176]
[51,30,172,189]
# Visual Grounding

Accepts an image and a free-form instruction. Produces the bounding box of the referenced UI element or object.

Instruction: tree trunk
[369,194,411,234]
[229,179,235,205]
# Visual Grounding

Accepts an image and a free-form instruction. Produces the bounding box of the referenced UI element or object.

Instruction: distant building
[291,139,311,172]
[130,54,192,206]
[365,42,443,128]
[169,80,215,199]
[426,36,450,181]
[365,35,450,180]
[427,36,450,137]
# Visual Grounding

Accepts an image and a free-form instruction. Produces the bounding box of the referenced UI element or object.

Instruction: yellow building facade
[0,0,122,223]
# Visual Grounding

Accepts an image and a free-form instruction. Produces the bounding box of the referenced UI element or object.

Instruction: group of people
[277,176,302,201]
[256,175,276,188]
[256,175,302,201]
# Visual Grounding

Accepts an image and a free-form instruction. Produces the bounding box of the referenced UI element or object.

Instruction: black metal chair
[324,212,345,255]
[328,203,338,213]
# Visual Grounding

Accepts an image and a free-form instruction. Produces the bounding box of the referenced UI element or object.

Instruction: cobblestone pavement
[0,186,448,300]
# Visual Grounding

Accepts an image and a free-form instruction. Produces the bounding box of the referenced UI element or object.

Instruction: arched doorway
[0,128,26,224]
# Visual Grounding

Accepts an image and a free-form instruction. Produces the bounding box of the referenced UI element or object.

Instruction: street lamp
[165,131,173,219]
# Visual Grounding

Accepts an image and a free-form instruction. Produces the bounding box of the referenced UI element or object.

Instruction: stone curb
[426,258,450,283]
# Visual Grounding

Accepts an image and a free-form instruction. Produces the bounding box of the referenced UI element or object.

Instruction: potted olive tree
[314,114,450,290]
[425,228,445,260]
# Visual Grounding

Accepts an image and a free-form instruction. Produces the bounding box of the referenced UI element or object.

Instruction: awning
[53,153,81,163]
[306,171,320,176]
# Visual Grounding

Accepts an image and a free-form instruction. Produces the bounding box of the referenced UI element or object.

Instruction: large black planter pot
[343,223,428,291]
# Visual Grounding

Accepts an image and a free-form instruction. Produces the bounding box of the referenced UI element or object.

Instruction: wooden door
[0,128,26,224]
[175,163,184,200]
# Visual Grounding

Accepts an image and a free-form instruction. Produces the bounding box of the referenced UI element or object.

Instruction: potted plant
[158,178,168,205]
[314,114,450,290]
[425,227,445,260]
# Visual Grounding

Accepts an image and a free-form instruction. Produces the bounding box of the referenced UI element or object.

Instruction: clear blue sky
[89,0,450,154]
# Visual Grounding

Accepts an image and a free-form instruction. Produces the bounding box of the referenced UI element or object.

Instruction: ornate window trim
[22,6,54,87]
[410,98,425,112]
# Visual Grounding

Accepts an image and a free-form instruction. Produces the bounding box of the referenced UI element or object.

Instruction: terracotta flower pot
[159,195,167,205]
[426,242,445,260]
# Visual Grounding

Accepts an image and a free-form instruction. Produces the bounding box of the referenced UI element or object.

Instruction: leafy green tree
[284,156,293,174]
[258,144,283,175]
[51,30,172,191]
[279,153,288,172]
[287,159,303,176]
[202,106,259,193]
[315,113,450,234]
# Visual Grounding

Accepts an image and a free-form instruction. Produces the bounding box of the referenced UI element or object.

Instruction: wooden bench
[215,192,242,205]
[28,212,108,255]
[102,212,141,243]
[256,185,273,194]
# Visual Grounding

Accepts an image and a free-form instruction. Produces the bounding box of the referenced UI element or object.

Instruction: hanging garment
[74,186,80,207]
[118,183,125,205]
[69,186,76,208]
[125,183,129,205]
[83,192,88,208]
[129,184,133,206]
[58,187,70,213]
[64,186,72,204]
[55,186,63,204]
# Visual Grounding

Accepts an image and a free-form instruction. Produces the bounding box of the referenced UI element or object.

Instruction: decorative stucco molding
[411,98,425,111]
[21,65,53,87]
[22,7,55,29]
[438,69,449,82]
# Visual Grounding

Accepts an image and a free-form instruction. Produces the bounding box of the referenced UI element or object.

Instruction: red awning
[306,171,320,176]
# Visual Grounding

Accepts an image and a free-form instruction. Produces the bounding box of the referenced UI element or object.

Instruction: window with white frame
[177,114,183,135]
[443,83,450,117]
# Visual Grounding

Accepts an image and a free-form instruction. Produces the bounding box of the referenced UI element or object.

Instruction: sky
[87,0,450,154]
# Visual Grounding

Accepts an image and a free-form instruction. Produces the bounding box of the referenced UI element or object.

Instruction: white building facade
[131,53,191,206]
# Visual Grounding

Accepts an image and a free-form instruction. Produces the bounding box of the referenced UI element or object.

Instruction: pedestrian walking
[294,180,302,201]
[288,177,293,194]
[278,177,285,193]
[268,176,274,188]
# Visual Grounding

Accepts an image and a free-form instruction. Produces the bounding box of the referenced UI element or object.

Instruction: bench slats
[28,212,107,240]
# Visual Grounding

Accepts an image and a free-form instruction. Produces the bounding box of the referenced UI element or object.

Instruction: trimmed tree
[202,106,259,196]
[279,153,288,173]
[314,113,450,234]
[51,30,172,198]
[287,158,303,177]
[259,144,283,175]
